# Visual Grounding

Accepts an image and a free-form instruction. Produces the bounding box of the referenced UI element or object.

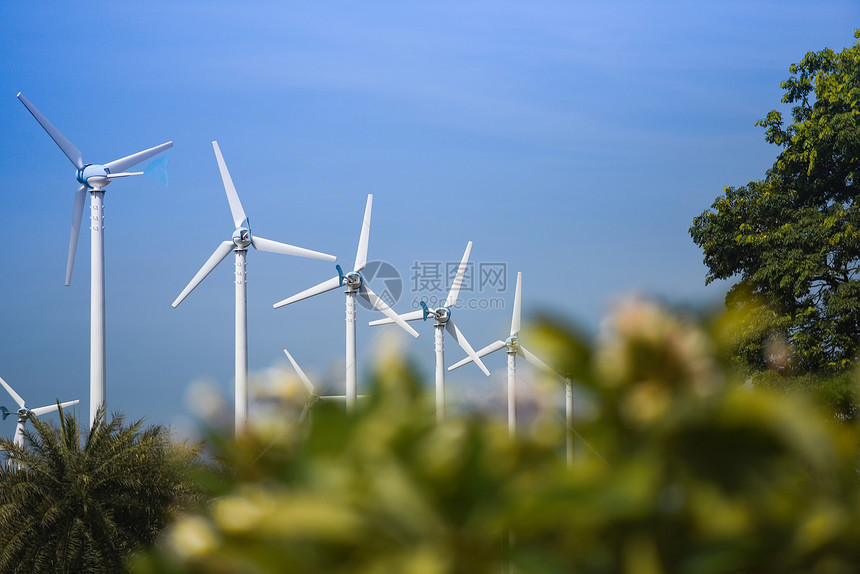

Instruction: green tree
[132,301,860,573]
[690,31,860,381]
[0,408,202,573]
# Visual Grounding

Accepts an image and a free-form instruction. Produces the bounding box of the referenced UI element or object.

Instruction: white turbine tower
[283,349,367,423]
[448,272,574,464]
[274,195,420,413]
[370,241,490,422]
[0,376,79,448]
[17,93,172,426]
[172,141,336,434]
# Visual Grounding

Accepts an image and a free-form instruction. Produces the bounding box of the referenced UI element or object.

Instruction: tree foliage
[690,31,860,379]
[0,409,202,573]
[133,300,860,573]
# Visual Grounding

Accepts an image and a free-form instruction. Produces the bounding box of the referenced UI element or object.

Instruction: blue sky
[1,1,858,434]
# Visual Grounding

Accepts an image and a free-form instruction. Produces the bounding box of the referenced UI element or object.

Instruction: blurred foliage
[690,31,860,377]
[134,299,860,573]
[0,408,203,573]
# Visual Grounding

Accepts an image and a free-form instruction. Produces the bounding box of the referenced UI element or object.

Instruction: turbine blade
[283,349,316,396]
[298,401,314,424]
[273,275,340,308]
[104,171,144,179]
[445,319,490,376]
[353,194,372,272]
[448,339,506,371]
[510,271,522,337]
[30,399,79,417]
[172,241,234,307]
[66,185,87,286]
[368,309,425,326]
[211,141,247,228]
[17,93,84,169]
[445,241,473,308]
[359,283,419,338]
[0,376,25,408]
[519,345,563,379]
[104,141,173,174]
[252,236,336,262]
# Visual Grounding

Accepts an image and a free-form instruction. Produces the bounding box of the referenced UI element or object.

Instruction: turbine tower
[172,141,336,434]
[274,195,419,413]
[283,348,367,423]
[448,272,574,464]
[370,241,490,422]
[17,93,172,426]
[0,376,79,448]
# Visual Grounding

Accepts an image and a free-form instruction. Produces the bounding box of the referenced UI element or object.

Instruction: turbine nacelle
[337,265,363,290]
[76,164,110,188]
[232,225,252,249]
[74,164,146,190]
[0,406,31,422]
[505,335,520,351]
[420,301,450,323]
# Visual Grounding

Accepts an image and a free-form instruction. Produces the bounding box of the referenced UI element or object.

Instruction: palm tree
[0,407,201,573]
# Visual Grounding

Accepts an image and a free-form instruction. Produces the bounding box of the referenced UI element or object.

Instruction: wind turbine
[17,93,172,426]
[369,241,491,422]
[172,141,336,434]
[283,349,367,424]
[448,272,574,464]
[274,194,419,414]
[0,376,79,448]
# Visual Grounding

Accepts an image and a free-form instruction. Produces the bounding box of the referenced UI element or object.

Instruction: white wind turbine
[448,272,574,464]
[274,194,419,413]
[172,141,336,434]
[283,349,367,423]
[370,241,491,422]
[17,93,172,426]
[0,376,79,449]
